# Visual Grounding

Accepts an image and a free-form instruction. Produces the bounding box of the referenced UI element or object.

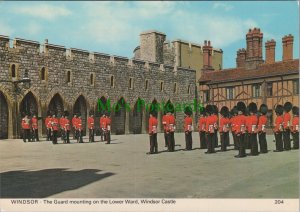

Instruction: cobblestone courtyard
[0,133,298,198]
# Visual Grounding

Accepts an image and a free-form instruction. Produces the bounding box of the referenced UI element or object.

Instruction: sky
[0,1,298,69]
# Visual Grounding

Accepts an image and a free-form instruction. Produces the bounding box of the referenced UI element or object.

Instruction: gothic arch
[73,95,88,136]
[112,97,127,135]
[130,98,143,134]
[48,93,65,117]
[0,91,9,139]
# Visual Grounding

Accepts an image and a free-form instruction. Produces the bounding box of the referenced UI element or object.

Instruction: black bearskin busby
[231,106,238,116]
[292,106,299,116]
[248,102,258,114]
[149,110,157,117]
[200,106,206,116]
[64,110,69,117]
[212,105,218,115]
[165,102,175,114]
[237,101,246,114]
[47,110,52,116]
[205,105,213,115]
[184,106,193,116]
[275,105,284,115]
[259,104,268,115]
[283,102,292,112]
[220,106,229,118]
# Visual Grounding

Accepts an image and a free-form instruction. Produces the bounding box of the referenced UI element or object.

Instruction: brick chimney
[282,34,293,61]
[236,48,246,68]
[265,39,276,64]
[245,28,264,69]
[202,40,214,71]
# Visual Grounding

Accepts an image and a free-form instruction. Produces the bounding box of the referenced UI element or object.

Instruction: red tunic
[167,115,176,132]
[198,117,206,132]
[45,117,52,129]
[64,118,70,131]
[247,115,258,134]
[258,115,267,132]
[88,117,94,129]
[106,117,111,131]
[77,118,83,130]
[219,117,230,133]
[184,116,193,132]
[211,114,218,130]
[51,118,59,131]
[59,117,65,129]
[291,116,299,132]
[235,115,246,134]
[162,115,168,131]
[100,117,105,129]
[274,116,283,132]
[148,116,158,134]
[22,118,31,129]
[205,115,216,134]
[31,117,38,130]
[72,117,77,128]
[283,113,291,129]
[230,116,236,132]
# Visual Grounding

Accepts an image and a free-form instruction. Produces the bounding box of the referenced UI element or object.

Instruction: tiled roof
[199,59,299,84]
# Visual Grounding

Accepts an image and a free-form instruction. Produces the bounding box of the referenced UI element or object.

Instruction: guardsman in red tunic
[162,112,168,147]
[100,114,106,142]
[45,111,52,141]
[205,105,216,154]
[184,107,193,150]
[88,111,95,142]
[59,113,66,142]
[230,106,238,150]
[247,102,259,156]
[291,106,299,149]
[244,109,251,150]
[219,106,230,151]
[22,113,31,142]
[105,113,112,144]
[234,102,247,158]
[147,111,158,154]
[283,102,292,151]
[76,114,83,143]
[63,111,70,143]
[31,114,39,142]
[72,114,78,140]
[212,105,219,148]
[51,113,59,144]
[258,104,268,153]
[166,110,176,152]
[198,107,207,149]
[273,105,284,152]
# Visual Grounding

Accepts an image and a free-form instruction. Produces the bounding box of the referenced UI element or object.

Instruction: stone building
[199,28,299,130]
[0,30,197,139]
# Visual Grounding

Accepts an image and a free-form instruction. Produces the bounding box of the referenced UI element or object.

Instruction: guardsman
[72,114,78,140]
[291,106,299,149]
[59,113,66,142]
[283,102,292,151]
[212,105,219,148]
[205,105,216,154]
[248,102,259,156]
[77,114,83,143]
[100,114,106,142]
[234,102,247,158]
[198,107,207,149]
[63,111,70,143]
[273,105,284,152]
[219,106,230,151]
[258,104,268,153]
[244,108,251,150]
[45,111,52,141]
[51,113,59,144]
[147,111,158,154]
[31,114,39,142]
[230,106,238,150]
[166,108,176,152]
[105,113,112,144]
[22,113,31,142]
[184,107,193,150]
[162,112,168,147]
[88,111,95,142]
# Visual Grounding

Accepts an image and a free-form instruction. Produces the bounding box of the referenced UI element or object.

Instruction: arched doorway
[130,98,143,134]
[48,93,64,117]
[112,97,126,135]
[0,92,8,139]
[73,95,87,136]
[95,96,108,135]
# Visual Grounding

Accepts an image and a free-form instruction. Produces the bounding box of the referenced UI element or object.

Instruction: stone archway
[48,93,64,117]
[73,95,87,136]
[130,98,143,134]
[0,92,8,139]
[112,97,126,135]
[95,96,108,135]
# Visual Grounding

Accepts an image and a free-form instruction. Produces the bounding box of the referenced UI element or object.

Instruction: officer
[45,111,52,141]
[205,105,216,154]
[63,111,71,143]
[166,105,176,152]
[273,105,284,152]
[230,106,238,150]
[198,107,207,149]
[105,113,112,144]
[51,113,59,144]
[184,107,193,150]
[291,106,299,149]
[59,113,66,142]
[283,102,292,151]
[77,114,83,143]
[100,114,106,142]
[234,102,247,158]
[31,114,39,142]
[147,111,158,154]
[212,105,219,148]
[219,106,230,151]
[162,111,168,147]
[248,102,258,156]
[22,113,31,143]
[244,108,251,150]
[88,111,95,142]
[72,114,78,140]
[258,104,268,153]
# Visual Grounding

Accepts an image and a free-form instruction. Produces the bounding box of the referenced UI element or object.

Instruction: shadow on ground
[0,168,114,198]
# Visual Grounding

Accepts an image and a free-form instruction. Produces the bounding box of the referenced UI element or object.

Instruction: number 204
[275,200,284,204]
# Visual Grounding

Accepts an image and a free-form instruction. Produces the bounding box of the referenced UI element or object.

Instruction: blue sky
[0,1,298,68]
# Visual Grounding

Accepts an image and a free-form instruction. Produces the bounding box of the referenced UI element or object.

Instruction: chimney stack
[245,28,264,69]
[236,48,246,68]
[265,39,276,64]
[282,34,293,61]
[202,40,214,71]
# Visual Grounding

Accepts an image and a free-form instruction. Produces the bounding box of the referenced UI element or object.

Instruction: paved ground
[0,133,298,198]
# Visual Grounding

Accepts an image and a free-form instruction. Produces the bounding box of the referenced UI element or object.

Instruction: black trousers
[167,132,175,152]
[214,129,218,147]
[105,131,111,144]
[64,130,70,143]
[237,134,246,157]
[23,129,31,142]
[77,130,83,143]
[220,132,229,151]
[245,132,251,149]
[149,133,158,153]
[199,131,207,149]
[206,133,215,153]
[250,133,258,155]
[185,131,193,150]
[31,129,39,141]
[61,129,65,141]
[292,132,299,149]
[232,132,238,149]
[274,132,283,151]
[258,132,268,153]
[46,128,52,141]
[283,129,291,150]
[100,128,104,141]
[52,130,58,144]
[164,131,168,147]
[89,129,94,142]
[72,127,76,139]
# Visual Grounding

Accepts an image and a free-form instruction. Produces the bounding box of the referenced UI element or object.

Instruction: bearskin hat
[165,103,174,114]
[259,104,268,115]
[47,110,52,116]
[149,110,157,117]
[205,105,213,115]
[237,101,246,114]
[89,110,94,116]
[275,104,284,115]
[231,106,238,116]
[283,102,292,112]
[292,106,299,116]
[184,106,193,116]
[200,106,206,115]
[248,102,258,114]
[64,110,69,117]
[220,106,229,117]
[212,105,218,114]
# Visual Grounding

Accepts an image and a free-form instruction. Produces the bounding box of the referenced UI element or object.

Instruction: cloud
[213,2,233,11]
[23,22,41,36]
[12,4,71,20]
[0,21,14,36]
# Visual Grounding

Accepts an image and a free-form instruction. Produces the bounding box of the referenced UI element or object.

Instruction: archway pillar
[141,108,147,134]
[125,110,130,134]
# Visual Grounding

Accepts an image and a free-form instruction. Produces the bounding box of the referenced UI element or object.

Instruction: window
[252,84,261,98]
[67,71,71,83]
[41,67,46,80]
[129,78,133,89]
[11,64,16,78]
[110,76,114,87]
[90,73,94,86]
[160,81,164,92]
[174,83,177,93]
[203,90,210,102]
[145,80,148,90]
[226,87,235,100]
[293,80,299,95]
[267,82,273,97]
[187,85,191,94]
